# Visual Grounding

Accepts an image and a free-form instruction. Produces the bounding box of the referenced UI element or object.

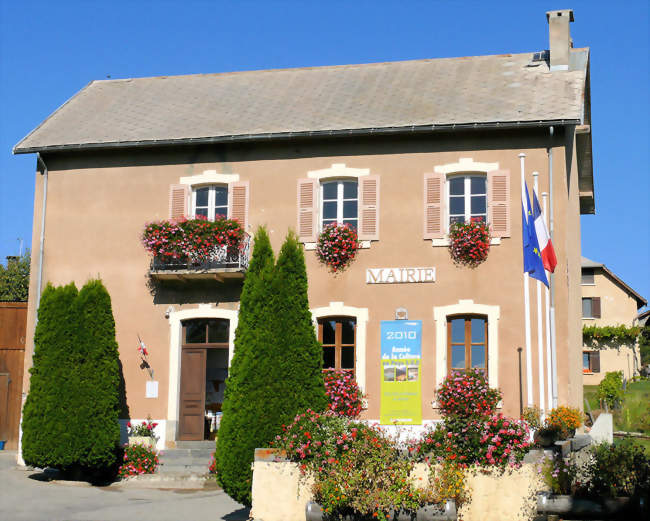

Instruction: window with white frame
[193,185,228,220]
[321,180,358,230]
[447,175,487,229]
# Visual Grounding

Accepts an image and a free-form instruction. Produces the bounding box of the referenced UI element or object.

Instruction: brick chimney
[546,9,574,71]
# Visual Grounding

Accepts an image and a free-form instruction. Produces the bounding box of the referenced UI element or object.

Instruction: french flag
[532,190,557,273]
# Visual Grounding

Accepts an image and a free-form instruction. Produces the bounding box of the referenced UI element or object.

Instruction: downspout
[548,127,559,408]
[35,153,48,310]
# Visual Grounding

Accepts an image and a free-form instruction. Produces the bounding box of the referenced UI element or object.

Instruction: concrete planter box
[306,500,457,521]
[536,492,642,518]
[128,436,157,449]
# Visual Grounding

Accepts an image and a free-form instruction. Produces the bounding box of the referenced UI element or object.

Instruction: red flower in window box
[316,223,359,272]
[448,219,491,268]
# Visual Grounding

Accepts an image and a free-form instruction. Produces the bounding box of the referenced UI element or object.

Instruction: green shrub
[21,280,121,473]
[597,371,624,409]
[584,439,650,498]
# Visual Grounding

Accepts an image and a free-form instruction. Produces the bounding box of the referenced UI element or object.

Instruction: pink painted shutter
[169,184,189,219]
[423,173,445,239]
[358,175,380,241]
[488,170,511,238]
[297,178,318,243]
[228,181,249,231]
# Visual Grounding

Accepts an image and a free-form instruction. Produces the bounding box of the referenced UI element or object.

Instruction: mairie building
[14,10,594,447]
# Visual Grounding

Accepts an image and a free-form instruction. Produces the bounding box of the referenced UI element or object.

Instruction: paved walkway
[0,452,249,521]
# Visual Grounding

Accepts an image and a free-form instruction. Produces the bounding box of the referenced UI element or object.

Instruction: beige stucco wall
[250,459,544,521]
[22,129,584,445]
[582,268,642,385]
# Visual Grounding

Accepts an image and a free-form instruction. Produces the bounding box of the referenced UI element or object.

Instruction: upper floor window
[582,297,601,319]
[448,175,487,228]
[581,268,595,285]
[447,315,487,375]
[182,318,230,345]
[193,185,228,220]
[321,180,358,231]
[318,316,356,377]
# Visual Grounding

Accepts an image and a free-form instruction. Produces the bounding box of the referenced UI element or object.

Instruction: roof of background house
[13,49,590,154]
[581,256,647,309]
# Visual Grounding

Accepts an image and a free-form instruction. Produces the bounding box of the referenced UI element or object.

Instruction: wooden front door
[179,348,206,441]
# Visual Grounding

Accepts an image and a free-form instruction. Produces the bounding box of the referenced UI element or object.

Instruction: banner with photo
[380,320,422,425]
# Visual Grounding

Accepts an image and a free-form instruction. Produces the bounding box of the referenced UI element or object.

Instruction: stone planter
[305,500,457,521]
[534,429,560,447]
[537,492,642,518]
[128,436,157,449]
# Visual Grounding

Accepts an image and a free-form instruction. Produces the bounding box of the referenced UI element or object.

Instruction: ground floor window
[318,316,356,377]
[583,351,600,373]
[447,315,487,374]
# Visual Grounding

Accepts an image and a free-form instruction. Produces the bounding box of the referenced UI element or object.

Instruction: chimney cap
[546,9,574,23]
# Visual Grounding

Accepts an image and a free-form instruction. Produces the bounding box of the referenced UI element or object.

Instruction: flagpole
[542,192,554,411]
[548,128,559,409]
[520,153,533,407]
[533,172,545,412]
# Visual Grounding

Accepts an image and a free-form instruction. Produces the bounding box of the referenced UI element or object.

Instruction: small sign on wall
[366,267,436,284]
[146,380,159,399]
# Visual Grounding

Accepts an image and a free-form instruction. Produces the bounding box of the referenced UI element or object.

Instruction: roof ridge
[91,51,542,84]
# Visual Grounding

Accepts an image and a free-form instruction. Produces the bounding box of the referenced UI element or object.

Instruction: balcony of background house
[142,217,250,282]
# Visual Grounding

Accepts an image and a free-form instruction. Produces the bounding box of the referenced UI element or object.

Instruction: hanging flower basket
[316,223,359,272]
[448,219,491,268]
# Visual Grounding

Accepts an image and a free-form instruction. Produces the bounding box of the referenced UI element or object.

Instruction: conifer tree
[216,227,275,505]
[68,279,121,470]
[22,283,79,468]
[269,231,327,415]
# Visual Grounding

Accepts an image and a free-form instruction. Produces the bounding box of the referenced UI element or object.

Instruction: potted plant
[127,418,158,449]
[316,223,359,272]
[448,218,490,268]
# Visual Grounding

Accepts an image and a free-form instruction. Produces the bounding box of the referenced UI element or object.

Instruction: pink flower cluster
[118,444,159,478]
[479,414,530,467]
[323,369,364,418]
[127,419,158,437]
[316,223,359,272]
[436,368,501,420]
[142,216,244,263]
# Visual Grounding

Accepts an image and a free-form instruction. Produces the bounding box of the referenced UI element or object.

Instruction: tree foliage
[216,229,326,506]
[0,251,30,302]
[639,325,650,366]
[582,324,640,348]
[22,280,121,474]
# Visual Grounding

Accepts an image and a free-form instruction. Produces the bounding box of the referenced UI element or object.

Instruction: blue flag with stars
[522,181,548,287]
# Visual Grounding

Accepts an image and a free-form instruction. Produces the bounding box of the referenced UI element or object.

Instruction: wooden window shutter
[169,184,189,219]
[423,172,445,239]
[487,170,511,238]
[228,181,249,231]
[358,175,380,241]
[592,297,601,318]
[297,178,318,243]
[591,351,600,373]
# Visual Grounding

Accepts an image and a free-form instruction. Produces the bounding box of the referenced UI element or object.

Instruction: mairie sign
[380,320,422,425]
[366,267,436,284]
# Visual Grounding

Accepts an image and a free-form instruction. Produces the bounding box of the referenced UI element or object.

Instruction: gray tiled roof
[14,50,589,153]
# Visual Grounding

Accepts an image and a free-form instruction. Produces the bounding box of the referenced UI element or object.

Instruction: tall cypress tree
[22,282,79,469]
[69,279,121,471]
[269,231,327,415]
[216,227,275,505]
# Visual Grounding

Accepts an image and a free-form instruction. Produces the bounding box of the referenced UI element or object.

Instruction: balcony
[149,234,250,282]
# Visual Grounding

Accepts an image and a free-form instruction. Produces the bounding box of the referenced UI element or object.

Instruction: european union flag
[522,182,548,287]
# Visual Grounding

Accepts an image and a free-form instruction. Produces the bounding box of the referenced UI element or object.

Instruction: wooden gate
[0,302,27,449]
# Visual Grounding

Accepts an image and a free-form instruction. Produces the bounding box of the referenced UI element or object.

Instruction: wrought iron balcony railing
[149,234,250,281]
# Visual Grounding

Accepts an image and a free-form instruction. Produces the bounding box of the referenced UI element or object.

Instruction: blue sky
[0,0,648,308]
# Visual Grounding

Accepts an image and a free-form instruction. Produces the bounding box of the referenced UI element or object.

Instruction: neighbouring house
[14,10,593,448]
[581,256,646,384]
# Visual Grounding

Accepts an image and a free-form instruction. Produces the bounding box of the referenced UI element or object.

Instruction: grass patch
[584,380,650,434]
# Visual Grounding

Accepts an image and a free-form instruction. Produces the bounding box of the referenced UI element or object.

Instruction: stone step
[174,440,215,450]
[159,464,211,475]
[114,472,218,489]
[160,449,214,460]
